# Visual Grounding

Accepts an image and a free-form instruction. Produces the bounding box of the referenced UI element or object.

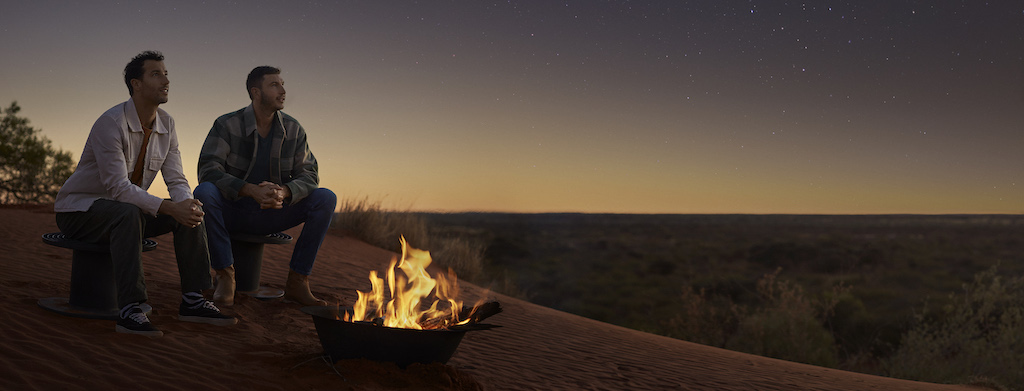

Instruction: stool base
[231,232,293,301]
[38,298,152,321]
[237,286,285,300]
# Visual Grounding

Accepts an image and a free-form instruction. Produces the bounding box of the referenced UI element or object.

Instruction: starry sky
[2,1,1021,214]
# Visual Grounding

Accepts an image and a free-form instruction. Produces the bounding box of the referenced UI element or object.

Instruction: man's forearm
[238,183,255,199]
[157,199,175,215]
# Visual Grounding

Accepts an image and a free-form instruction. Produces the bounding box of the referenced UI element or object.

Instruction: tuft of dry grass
[333,197,429,252]
[427,235,485,282]
[332,197,487,284]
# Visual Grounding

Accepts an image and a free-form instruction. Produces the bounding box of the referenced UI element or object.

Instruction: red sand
[0,205,980,390]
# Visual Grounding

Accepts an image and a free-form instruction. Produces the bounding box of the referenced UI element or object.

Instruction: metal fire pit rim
[300,305,490,333]
[301,305,473,366]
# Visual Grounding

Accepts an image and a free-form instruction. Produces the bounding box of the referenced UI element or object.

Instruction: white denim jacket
[55,98,193,216]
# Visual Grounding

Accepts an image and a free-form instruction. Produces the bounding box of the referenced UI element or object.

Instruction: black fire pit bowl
[301,306,468,367]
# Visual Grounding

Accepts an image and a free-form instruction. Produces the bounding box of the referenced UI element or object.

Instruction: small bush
[885,265,1024,390]
[668,269,842,368]
[725,269,840,367]
[1,101,75,203]
[828,292,882,365]
[666,286,739,347]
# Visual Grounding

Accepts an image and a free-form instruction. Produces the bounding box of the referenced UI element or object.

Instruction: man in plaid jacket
[195,66,336,307]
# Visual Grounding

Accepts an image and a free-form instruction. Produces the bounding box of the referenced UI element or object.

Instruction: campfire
[302,236,500,366]
[345,236,490,330]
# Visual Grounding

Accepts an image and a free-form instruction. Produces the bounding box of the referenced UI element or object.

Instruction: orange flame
[349,236,474,330]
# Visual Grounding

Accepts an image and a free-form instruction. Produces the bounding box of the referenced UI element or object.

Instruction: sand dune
[0,206,978,390]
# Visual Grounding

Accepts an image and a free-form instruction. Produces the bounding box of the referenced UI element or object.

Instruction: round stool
[38,232,156,320]
[230,232,292,300]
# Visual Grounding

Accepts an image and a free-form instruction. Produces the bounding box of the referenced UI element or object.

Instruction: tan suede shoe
[284,270,328,306]
[212,265,235,307]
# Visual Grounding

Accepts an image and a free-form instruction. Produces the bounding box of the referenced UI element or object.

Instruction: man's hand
[159,199,205,228]
[242,181,287,209]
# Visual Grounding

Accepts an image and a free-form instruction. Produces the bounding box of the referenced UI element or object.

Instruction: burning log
[418,300,503,331]
[461,300,502,323]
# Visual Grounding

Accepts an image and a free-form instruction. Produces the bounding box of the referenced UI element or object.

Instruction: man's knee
[309,188,337,211]
[105,200,144,223]
[193,182,221,203]
[100,201,145,237]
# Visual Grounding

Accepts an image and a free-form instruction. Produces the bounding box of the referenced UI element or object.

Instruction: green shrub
[725,269,840,367]
[665,286,739,347]
[1,102,75,204]
[828,292,881,362]
[668,269,841,367]
[885,265,1024,390]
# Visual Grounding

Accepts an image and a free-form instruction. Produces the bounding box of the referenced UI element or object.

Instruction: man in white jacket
[54,51,235,337]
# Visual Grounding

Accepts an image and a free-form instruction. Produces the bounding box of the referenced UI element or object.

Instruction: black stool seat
[38,232,157,320]
[230,232,293,300]
[42,232,158,252]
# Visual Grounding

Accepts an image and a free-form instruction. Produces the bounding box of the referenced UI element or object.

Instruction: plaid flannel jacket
[197,104,319,204]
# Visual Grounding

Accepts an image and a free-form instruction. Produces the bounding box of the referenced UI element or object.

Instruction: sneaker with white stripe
[116,306,163,337]
[179,298,237,326]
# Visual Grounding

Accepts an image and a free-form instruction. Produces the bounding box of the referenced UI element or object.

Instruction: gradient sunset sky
[2,1,1021,214]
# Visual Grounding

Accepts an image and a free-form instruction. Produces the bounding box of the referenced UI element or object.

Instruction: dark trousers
[193,182,337,275]
[56,199,213,307]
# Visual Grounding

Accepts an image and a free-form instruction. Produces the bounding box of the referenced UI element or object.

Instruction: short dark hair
[124,51,165,96]
[246,66,282,100]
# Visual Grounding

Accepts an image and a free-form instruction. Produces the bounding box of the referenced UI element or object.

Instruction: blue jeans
[193,182,337,275]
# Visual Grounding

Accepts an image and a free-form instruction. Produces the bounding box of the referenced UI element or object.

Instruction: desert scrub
[885,265,1024,390]
[427,235,485,282]
[669,269,843,368]
[416,213,1024,377]
[725,268,841,367]
[665,286,740,347]
[334,197,429,251]
[333,197,485,283]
